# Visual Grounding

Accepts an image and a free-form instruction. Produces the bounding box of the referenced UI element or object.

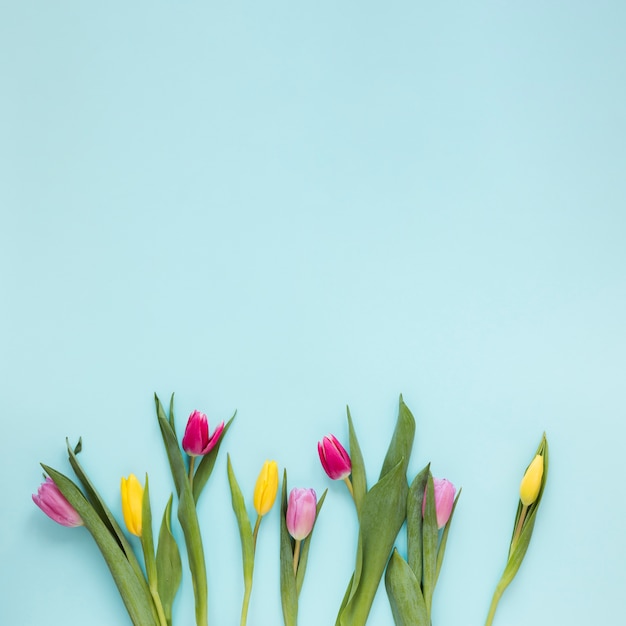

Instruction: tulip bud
[253,460,279,516]
[182,410,225,457]
[318,434,351,480]
[286,488,317,540]
[422,477,456,529]
[120,474,143,537]
[32,477,83,527]
[519,454,543,506]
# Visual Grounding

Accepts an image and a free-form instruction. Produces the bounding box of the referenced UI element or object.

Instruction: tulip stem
[150,583,169,626]
[343,476,354,499]
[188,455,196,489]
[292,539,302,576]
[510,504,528,556]
[252,515,262,551]
[485,582,505,626]
[240,582,252,626]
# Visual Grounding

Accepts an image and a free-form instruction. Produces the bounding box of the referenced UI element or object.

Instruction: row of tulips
[33,394,548,626]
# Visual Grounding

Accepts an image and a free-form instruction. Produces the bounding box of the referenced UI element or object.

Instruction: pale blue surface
[2,2,626,625]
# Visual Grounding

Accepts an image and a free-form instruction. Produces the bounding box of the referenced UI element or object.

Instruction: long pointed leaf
[156,495,182,626]
[64,439,150,598]
[226,454,255,622]
[346,406,366,515]
[422,472,437,619]
[42,465,159,626]
[407,464,430,581]
[279,471,298,626]
[385,549,429,626]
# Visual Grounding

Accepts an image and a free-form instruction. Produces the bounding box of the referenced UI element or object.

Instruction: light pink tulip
[181,410,224,456]
[318,434,351,480]
[32,477,83,527]
[286,488,317,540]
[422,477,456,529]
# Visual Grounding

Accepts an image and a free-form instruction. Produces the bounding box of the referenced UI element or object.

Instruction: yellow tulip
[253,460,278,516]
[519,454,543,506]
[121,474,143,536]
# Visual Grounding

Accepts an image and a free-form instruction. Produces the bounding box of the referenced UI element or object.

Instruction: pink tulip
[422,477,456,529]
[286,488,317,540]
[32,477,83,527]
[181,410,225,456]
[318,434,351,480]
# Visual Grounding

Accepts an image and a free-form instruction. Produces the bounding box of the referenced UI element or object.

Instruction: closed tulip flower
[253,460,279,516]
[182,410,225,457]
[318,434,351,480]
[519,454,544,506]
[422,477,456,529]
[286,487,317,541]
[120,474,143,537]
[32,477,83,527]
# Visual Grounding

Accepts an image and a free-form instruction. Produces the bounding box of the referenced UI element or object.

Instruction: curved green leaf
[42,465,159,626]
[279,471,298,626]
[385,549,429,626]
[156,495,182,626]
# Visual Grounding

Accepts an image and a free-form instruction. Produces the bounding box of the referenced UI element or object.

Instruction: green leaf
[337,396,416,626]
[346,406,367,515]
[337,459,410,626]
[434,488,461,586]
[421,472,437,620]
[157,414,208,626]
[141,475,157,587]
[193,412,236,503]
[385,549,429,626]
[379,395,415,480]
[42,465,159,626]
[295,489,327,597]
[279,471,298,626]
[156,495,182,626]
[226,454,255,624]
[406,464,430,581]
[64,439,148,594]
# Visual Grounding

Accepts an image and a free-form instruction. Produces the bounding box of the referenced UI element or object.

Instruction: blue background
[2,1,625,624]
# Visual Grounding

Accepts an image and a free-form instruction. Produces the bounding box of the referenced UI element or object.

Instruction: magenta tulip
[318,434,351,480]
[32,477,83,527]
[422,477,456,529]
[181,410,225,456]
[286,488,317,540]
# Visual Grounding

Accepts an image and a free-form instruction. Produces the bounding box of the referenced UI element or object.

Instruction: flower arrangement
[33,393,549,625]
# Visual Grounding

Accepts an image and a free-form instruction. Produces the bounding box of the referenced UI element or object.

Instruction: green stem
[292,539,302,576]
[240,581,252,626]
[252,515,262,551]
[188,456,196,489]
[150,584,169,626]
[485,583,504,626]
[343,476,354,500]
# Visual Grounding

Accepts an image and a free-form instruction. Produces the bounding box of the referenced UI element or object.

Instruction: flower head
[422,477,456,529]
[519,454,544,506]
[121,474,143,536]
[253,460,279,516]
[32,477,83,527]
[286,487,317,540]
[182,410,225,457]
[318,434,351,480]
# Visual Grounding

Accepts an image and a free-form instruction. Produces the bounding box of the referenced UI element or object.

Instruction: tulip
[32,477,83,527]
[121,474,143,536]
[422,477,456,529]
[286,487,317,541]
[318,434,351,480]
[253,460,279,517]
[519,454,544,506]
[181,410,225,457]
